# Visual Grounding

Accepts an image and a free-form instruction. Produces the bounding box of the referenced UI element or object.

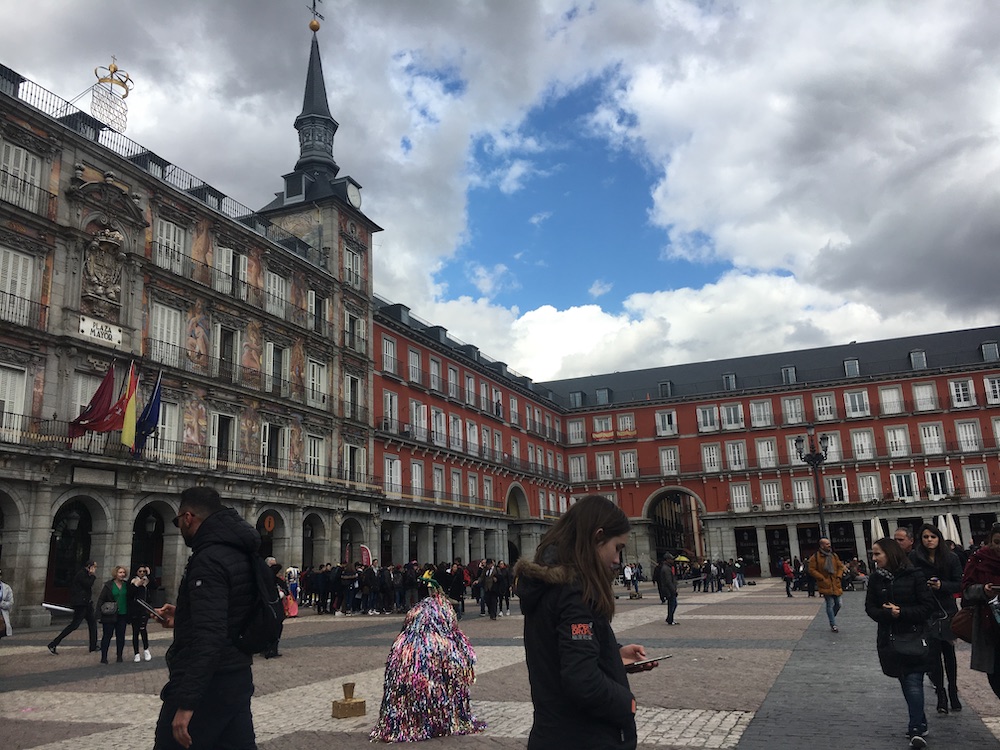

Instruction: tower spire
[294,17,339,176]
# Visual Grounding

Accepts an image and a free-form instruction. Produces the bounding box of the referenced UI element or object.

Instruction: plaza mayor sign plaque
[79,315,122,347]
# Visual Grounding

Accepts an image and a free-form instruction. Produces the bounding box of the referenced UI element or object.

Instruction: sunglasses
[172,511,193,528]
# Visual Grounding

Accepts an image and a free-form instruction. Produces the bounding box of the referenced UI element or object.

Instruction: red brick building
[373,306,1000,577]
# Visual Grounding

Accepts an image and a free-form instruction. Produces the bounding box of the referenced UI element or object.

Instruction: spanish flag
[119,363,140,450]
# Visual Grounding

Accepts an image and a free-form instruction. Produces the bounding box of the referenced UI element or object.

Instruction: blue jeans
[824,594,841,626]
[899,671,927,736]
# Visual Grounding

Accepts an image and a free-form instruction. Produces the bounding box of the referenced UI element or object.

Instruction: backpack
[234,555,286,656]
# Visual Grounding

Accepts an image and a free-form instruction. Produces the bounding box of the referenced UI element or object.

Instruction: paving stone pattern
[1,581,998,749]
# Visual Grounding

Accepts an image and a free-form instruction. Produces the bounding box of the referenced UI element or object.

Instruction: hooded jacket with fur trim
[515,557,637,749]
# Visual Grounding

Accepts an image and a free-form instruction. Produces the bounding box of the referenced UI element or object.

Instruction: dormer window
[658,381,673,398]
[909,350,927,370]
[982,342,999,362]
[844,358,860,377]
[722,373,737,391]
[569,391,585,408]
[781,366,796,385]
[596,388,611,405]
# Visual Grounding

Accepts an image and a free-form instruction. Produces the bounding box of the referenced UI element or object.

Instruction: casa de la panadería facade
[2,27,999,628]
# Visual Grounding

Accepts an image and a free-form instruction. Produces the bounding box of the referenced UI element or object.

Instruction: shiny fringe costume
[370,592,486,742]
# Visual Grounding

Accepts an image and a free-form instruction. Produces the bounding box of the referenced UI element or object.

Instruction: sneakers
[47,644,58,655]
[831,625,839,632]
[909,735,927,748]
[144,649,152,661]
[133,653,142,663]
[498,611,504,617]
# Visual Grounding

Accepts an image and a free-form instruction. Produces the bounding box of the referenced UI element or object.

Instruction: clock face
[347,183,362,209]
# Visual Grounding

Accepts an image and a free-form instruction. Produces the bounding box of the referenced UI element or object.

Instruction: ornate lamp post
[795,425,830,539]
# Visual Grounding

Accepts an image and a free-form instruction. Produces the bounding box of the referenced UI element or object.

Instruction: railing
[375,415,569,482]
[340,399,369,424]
[4,71,323,266]
[343,330,368,356]
[0,412,384,488]
[142,338,335,407]
[0,167,57,218]
[381,480,506,513]
[0,288,47,330]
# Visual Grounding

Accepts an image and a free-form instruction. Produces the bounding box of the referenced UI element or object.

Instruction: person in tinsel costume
[370,584,486,742]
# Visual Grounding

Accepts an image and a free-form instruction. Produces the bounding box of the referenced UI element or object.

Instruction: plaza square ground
[2,580,1000,749]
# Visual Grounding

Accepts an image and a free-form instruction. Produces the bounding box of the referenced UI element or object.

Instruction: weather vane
[90,56,133,132]
[308,0,324,31]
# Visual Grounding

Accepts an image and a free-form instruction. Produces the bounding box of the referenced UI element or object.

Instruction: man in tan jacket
[809,538,845,632]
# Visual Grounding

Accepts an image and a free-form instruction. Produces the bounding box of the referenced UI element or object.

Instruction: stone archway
[340,516,365,565]
[256,507,288,561]
[642,487,707,563]
[504,483,531,565]
[302,513,327,569]
[45,499,97,604]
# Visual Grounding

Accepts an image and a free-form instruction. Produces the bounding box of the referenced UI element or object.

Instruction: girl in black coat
[514,495,658,750]
[127,565,153,662]
[911,523,964,713]
[866,538,935,748]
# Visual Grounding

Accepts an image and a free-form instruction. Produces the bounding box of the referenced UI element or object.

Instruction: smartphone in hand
[137,598,166,622]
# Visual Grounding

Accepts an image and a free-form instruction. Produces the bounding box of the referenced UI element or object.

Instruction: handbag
[100,601,118,617]
[889,627,929,658]
[951,607,974,643]
[927,598,953,641]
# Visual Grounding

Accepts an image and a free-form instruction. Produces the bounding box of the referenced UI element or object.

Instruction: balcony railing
[0,288,47,329]
[0,167,57,218]
[381,480,505,513]
[5,69,323,266]
[375,415,569,482]
[143,338,325,404]
[0,411,383,489]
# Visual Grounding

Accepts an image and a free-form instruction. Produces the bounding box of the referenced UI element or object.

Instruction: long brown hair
[534,495,630,620]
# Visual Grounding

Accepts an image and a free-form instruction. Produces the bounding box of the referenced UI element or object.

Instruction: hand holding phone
[625,654,671,673]
[138,598,166,622]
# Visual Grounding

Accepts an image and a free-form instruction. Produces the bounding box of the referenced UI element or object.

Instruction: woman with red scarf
[960,522,1000,699]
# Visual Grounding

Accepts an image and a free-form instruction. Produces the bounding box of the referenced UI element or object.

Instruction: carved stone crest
[81,228,125,319]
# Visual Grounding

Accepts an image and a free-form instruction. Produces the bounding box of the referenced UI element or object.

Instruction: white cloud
[466,263,519,298]
[5,1,999,381]
[588,280,612,298]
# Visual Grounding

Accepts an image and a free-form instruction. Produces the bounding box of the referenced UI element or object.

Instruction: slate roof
[538,325,1000,407]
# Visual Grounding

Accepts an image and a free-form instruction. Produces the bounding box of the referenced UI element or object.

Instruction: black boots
[949,685,962,711]
[935,687,948,714]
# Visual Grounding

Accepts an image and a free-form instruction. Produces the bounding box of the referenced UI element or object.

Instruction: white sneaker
[143,649,152,661]
[133,653,141,662]
[498,611,504,617]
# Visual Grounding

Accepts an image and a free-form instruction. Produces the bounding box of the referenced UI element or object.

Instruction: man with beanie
[153,487,259,749]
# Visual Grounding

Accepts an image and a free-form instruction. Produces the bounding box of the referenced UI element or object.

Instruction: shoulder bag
[951,607,974,643]
[926,597,953,641]
[889,626,929,658]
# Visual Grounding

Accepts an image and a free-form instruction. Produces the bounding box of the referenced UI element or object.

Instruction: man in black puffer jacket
[154,486,259,750]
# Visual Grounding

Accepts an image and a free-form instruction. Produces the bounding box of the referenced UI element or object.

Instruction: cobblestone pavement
[2,581,999,749]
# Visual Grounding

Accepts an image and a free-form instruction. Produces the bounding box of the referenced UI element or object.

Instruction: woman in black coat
[127,565,153,662]
[514,495,658,749]
[866,538,935,748]
[911,523,964,713]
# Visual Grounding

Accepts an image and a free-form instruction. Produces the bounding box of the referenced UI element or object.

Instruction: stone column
[957,513,972,548]
[785,524,798,561]
[286,505,304,568]
[16,485,58,628]
[755,525,769,579]
[441,526,454,562]
[852,520,867,563]
[471,528,485,561]
[454,527,470,565]
[330,511,343,565]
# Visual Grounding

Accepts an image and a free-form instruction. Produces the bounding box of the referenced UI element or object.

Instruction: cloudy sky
[4,1,999,380]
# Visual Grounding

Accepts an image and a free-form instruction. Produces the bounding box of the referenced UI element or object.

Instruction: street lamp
[795,425,830,539]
